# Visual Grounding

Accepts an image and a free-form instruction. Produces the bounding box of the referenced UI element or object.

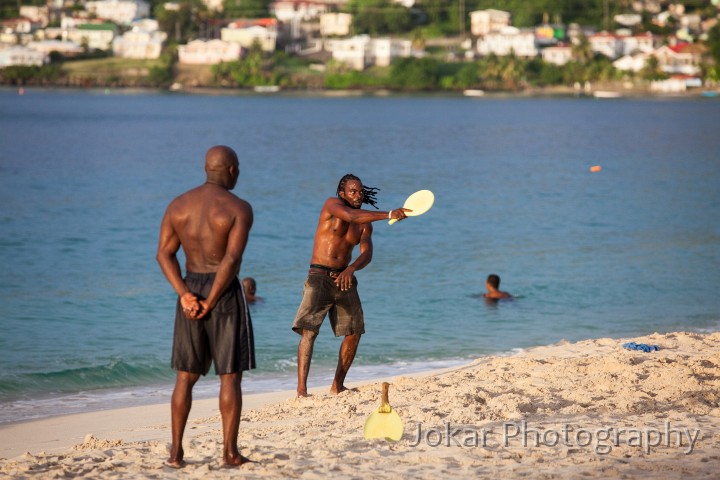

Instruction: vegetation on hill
[1,1,719,91]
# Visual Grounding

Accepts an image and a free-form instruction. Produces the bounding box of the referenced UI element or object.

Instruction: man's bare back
[167,184,252,274]
[158,147,253,319]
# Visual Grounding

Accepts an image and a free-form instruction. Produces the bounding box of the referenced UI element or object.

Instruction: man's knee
[301,329,318,341]
[345,333,361,343]
[220,372,242,384]
[177,371,201,384]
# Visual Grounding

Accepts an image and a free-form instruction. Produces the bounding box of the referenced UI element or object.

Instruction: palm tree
[571,33,593,64]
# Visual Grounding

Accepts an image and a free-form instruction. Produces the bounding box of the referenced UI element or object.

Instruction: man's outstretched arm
[327,199,409,224]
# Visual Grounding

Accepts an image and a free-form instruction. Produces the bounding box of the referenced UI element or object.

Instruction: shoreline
[3,84,718,99]
[0,356,473,427]
[2,330,719,478]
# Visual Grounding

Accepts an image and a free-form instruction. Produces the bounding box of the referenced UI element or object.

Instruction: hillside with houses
[1,0,719,94]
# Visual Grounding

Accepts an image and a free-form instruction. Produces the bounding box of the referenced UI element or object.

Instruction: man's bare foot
[223,453,251,467]
[166,446,185,468]
[297,389,309,397]
[330,385,356,395]
[165,458,186,468]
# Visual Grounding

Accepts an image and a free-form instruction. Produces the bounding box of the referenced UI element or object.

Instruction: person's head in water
[336,174,379,209]
[487,274,501,290]
[484,274,512,300]
[242,277,258,303]
[205,145,239,190]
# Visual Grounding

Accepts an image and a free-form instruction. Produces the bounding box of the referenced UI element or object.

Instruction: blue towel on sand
[623,342,660,352]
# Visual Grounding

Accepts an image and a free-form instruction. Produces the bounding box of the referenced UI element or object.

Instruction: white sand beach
[1,331,719,479]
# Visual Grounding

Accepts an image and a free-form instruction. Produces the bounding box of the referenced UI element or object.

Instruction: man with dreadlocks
[292,174,410,397]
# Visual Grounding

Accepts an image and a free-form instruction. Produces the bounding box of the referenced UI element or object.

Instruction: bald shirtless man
[292,174,409,397]
[156,145,255,467]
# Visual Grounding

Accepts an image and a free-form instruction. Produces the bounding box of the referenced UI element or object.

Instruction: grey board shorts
[292,272,365,337]
[172,272,256,375]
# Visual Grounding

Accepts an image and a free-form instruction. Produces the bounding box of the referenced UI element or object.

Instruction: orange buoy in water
[590,165,602,173]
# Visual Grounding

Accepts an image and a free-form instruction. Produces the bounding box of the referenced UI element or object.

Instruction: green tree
[415,0,461,35]
[585,56,620,82]
[0,64,61,85]
[389,57,440,90]
[223,0,271,18]
[147,51,176,87]
[707,24,720,67]
[639,56,667,81]
[464,0,608,29]
[497,53,524,89]
[212,41,280,86]
[455,61,480,88]
[536,62,564,86]
[571,34,593,64]
[323,60,385,89]
[346,0,413,35]
[155,0,208,43]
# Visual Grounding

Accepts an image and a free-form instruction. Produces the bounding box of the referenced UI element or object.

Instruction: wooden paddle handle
[382,382,390,404]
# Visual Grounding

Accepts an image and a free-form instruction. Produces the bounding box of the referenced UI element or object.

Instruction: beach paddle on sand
[389,189,434,225]
[363,382,404,441]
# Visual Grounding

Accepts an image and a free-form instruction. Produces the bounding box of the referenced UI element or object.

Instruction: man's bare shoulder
[223,191,251,208]
[320,197,344,215]
[323,197,343,208]
[217,191,253,221]
[166,186,202,212]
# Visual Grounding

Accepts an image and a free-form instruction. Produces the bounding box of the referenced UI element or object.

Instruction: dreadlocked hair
[336,173,380,209]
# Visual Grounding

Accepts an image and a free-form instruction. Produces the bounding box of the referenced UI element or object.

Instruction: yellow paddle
[363,382,404,441]
[389,190,435,225]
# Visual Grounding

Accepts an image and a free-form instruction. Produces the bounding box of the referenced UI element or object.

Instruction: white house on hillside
[469,9,511,37]
[589,31,621,59]
[476,26,537,57]
[325,35,412,70]
[612,52,649,72]
[85,0,150,26]
[541,44,572,65]
[1,17,38,35]
[113,26,166,59]
[201,0,224,12]
[320,12,352,37]
[178,39,242,64]
[270,0,330,22]
[19,5,50,27]
[0,45,47,66]
[27,39,83,56]
[65,23,117,50]
[652,43,704,75]
[221,19,278,52]
[270,0,329,40]
[619,32,658,56]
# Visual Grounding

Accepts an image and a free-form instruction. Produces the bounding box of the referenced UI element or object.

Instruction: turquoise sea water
[1,89,719,424]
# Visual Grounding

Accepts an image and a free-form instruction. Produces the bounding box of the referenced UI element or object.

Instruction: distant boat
[701,90,718,97]
[463,89,485,97]
[593,91,622,98]
[254,85,280,93]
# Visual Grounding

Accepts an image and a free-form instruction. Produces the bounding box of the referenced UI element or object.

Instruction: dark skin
[242,277,261,303]
[156,145,253,468]
[297,179,409,397]
[483,285,512,300]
